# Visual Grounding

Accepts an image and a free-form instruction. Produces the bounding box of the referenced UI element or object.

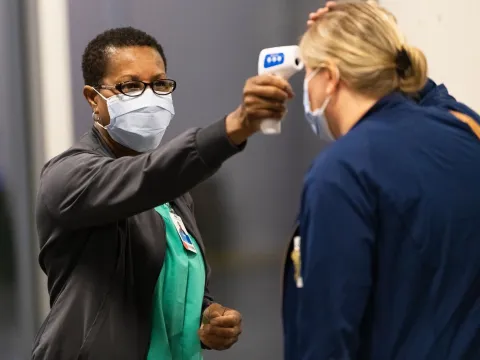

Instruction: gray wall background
[0,0,38,359]
[70,0,325,359]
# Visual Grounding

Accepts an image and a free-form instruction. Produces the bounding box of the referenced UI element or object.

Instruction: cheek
[97,100,111,125]
[309,85,327,111]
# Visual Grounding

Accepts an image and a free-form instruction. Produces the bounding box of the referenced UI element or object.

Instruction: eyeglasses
[97,79,177,97]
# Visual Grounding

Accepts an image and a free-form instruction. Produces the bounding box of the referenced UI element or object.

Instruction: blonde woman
[283,2,480,359]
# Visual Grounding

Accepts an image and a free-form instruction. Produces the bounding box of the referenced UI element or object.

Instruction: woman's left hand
[307,1,336,27]
[198,303,242,350]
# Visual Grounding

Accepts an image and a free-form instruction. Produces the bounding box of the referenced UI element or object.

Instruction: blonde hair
[299,0,427,97]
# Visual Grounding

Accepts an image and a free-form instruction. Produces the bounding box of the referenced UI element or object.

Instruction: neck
[328,91,379,138]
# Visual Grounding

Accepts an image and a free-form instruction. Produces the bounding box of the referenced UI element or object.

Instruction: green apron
[147,203,206,360]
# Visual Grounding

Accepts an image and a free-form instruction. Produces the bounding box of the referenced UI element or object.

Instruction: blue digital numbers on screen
[263,53,285,69]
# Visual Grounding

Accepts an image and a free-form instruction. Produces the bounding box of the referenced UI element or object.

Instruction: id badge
[291,236,303,288]
[169,212,197,253]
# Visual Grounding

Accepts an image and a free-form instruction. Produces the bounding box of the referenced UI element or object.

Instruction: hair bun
[397,45,428,94]
[395,48,412,78]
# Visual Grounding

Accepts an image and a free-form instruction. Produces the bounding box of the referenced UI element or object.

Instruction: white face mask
[94,88,175,152]
[303,68,335,143]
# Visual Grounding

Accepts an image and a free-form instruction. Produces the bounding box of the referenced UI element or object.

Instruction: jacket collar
[363,91,407,118]
[89,125,117,158]
[352,91,408,131]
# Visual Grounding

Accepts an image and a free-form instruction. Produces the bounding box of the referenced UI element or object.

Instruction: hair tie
[395,48,412,78]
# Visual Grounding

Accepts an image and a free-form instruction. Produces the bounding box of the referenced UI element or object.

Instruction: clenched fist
[198,303,242,351]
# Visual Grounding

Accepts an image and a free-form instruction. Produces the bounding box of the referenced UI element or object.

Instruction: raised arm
[39,74,294,229]
[39,121,236,229]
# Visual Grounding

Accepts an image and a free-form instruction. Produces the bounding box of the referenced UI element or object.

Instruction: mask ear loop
[92,87,109,101]
[305,64,340,92]
[91,87,109,129]
[92,112,107,130]
[316,65,340,140]
[306,64,339,111]
[305,67,321,83]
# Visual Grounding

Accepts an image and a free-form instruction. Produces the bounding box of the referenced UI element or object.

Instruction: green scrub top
[147,203,206,360]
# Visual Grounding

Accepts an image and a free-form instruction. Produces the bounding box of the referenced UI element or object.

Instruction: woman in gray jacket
[32,26,293,360]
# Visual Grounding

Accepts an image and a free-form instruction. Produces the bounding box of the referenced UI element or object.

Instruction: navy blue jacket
[283,81,480,360]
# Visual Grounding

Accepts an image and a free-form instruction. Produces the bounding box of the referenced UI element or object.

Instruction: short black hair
[81,26,167,86]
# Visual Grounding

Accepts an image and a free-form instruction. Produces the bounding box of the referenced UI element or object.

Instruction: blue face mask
[94,89,175,153]
[303,69,335,143]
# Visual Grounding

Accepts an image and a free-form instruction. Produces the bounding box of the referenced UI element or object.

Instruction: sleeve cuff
[195,117,246,169]
[201,342,211,350]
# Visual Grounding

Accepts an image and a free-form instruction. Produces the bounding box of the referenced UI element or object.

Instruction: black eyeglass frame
[96,79,177,97]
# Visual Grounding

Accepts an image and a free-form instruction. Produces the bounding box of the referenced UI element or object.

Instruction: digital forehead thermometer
[257,45,304,134]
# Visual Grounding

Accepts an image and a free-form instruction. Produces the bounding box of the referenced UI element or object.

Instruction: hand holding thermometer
[257,45,304,134]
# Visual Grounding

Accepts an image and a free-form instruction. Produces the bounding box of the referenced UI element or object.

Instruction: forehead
[104,46,166,81]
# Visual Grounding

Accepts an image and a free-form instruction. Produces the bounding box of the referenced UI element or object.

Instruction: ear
[325,64,340,96]
[83,86,99,110]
